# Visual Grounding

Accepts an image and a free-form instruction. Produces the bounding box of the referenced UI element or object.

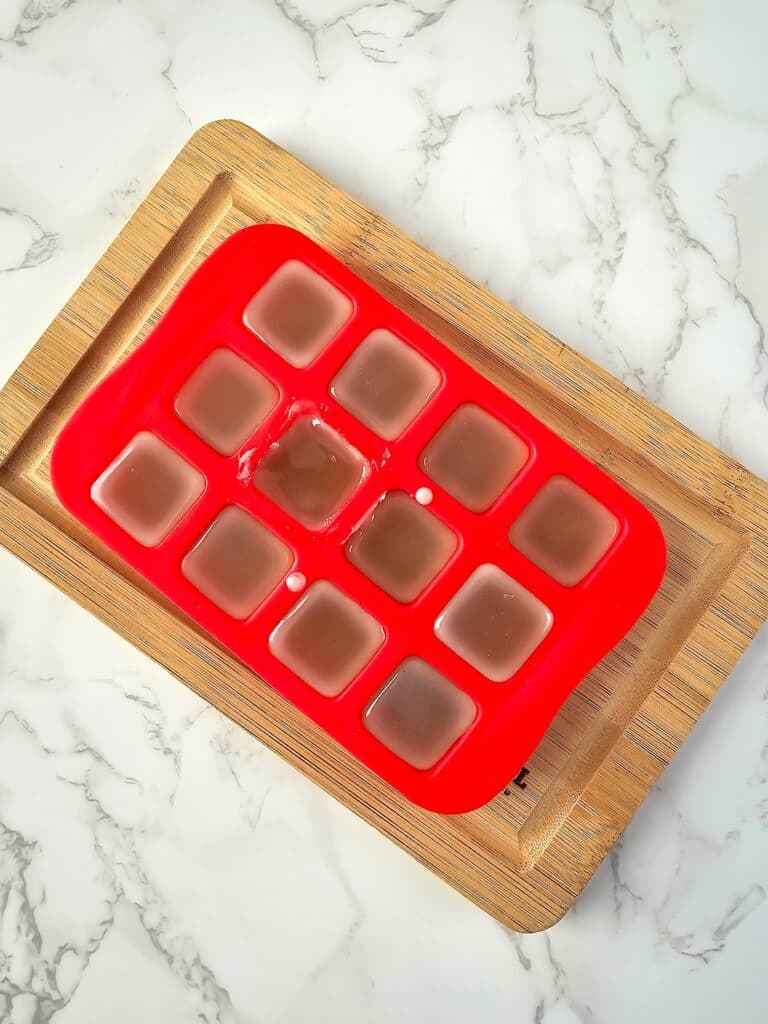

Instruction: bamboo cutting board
[2,120,767,932]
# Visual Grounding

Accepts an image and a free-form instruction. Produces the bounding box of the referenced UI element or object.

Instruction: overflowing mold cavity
[253,416,368,530]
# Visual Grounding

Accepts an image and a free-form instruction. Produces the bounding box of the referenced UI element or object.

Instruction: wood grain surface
[1,120,767,931]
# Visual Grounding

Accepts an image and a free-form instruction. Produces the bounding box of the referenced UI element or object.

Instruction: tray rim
[1,119,767,931]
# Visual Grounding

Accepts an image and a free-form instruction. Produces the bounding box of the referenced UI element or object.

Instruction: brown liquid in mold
[91,432,204,547]
[363,658,476,770]
[253,417,367,530]
[181,506,292,619]
[420,404,528,512]
[243,260,352,368]
[510,475,619,586]
[346,492,457,603]
[435,563,553,682]
[330,329,440,440]
[174,348,278,456]
[269,581,385,696]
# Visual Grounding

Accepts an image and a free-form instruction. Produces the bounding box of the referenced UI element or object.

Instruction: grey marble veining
[1,1,767,1021]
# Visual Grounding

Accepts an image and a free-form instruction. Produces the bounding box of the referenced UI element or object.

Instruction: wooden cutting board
[2,119,767,932]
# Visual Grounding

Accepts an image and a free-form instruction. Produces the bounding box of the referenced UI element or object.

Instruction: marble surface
[1,1,768,1020]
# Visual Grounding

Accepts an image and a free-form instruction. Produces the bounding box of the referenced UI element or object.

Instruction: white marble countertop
[2,1,767,1021]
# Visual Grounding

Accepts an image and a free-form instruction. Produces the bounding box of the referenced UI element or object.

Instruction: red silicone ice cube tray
[51,224,666,813]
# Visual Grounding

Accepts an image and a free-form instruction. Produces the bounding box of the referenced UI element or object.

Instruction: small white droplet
[415,486,433,506]
[286,572,306,593]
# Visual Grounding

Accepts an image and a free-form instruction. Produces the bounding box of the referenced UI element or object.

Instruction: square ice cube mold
[51,224,666,813]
